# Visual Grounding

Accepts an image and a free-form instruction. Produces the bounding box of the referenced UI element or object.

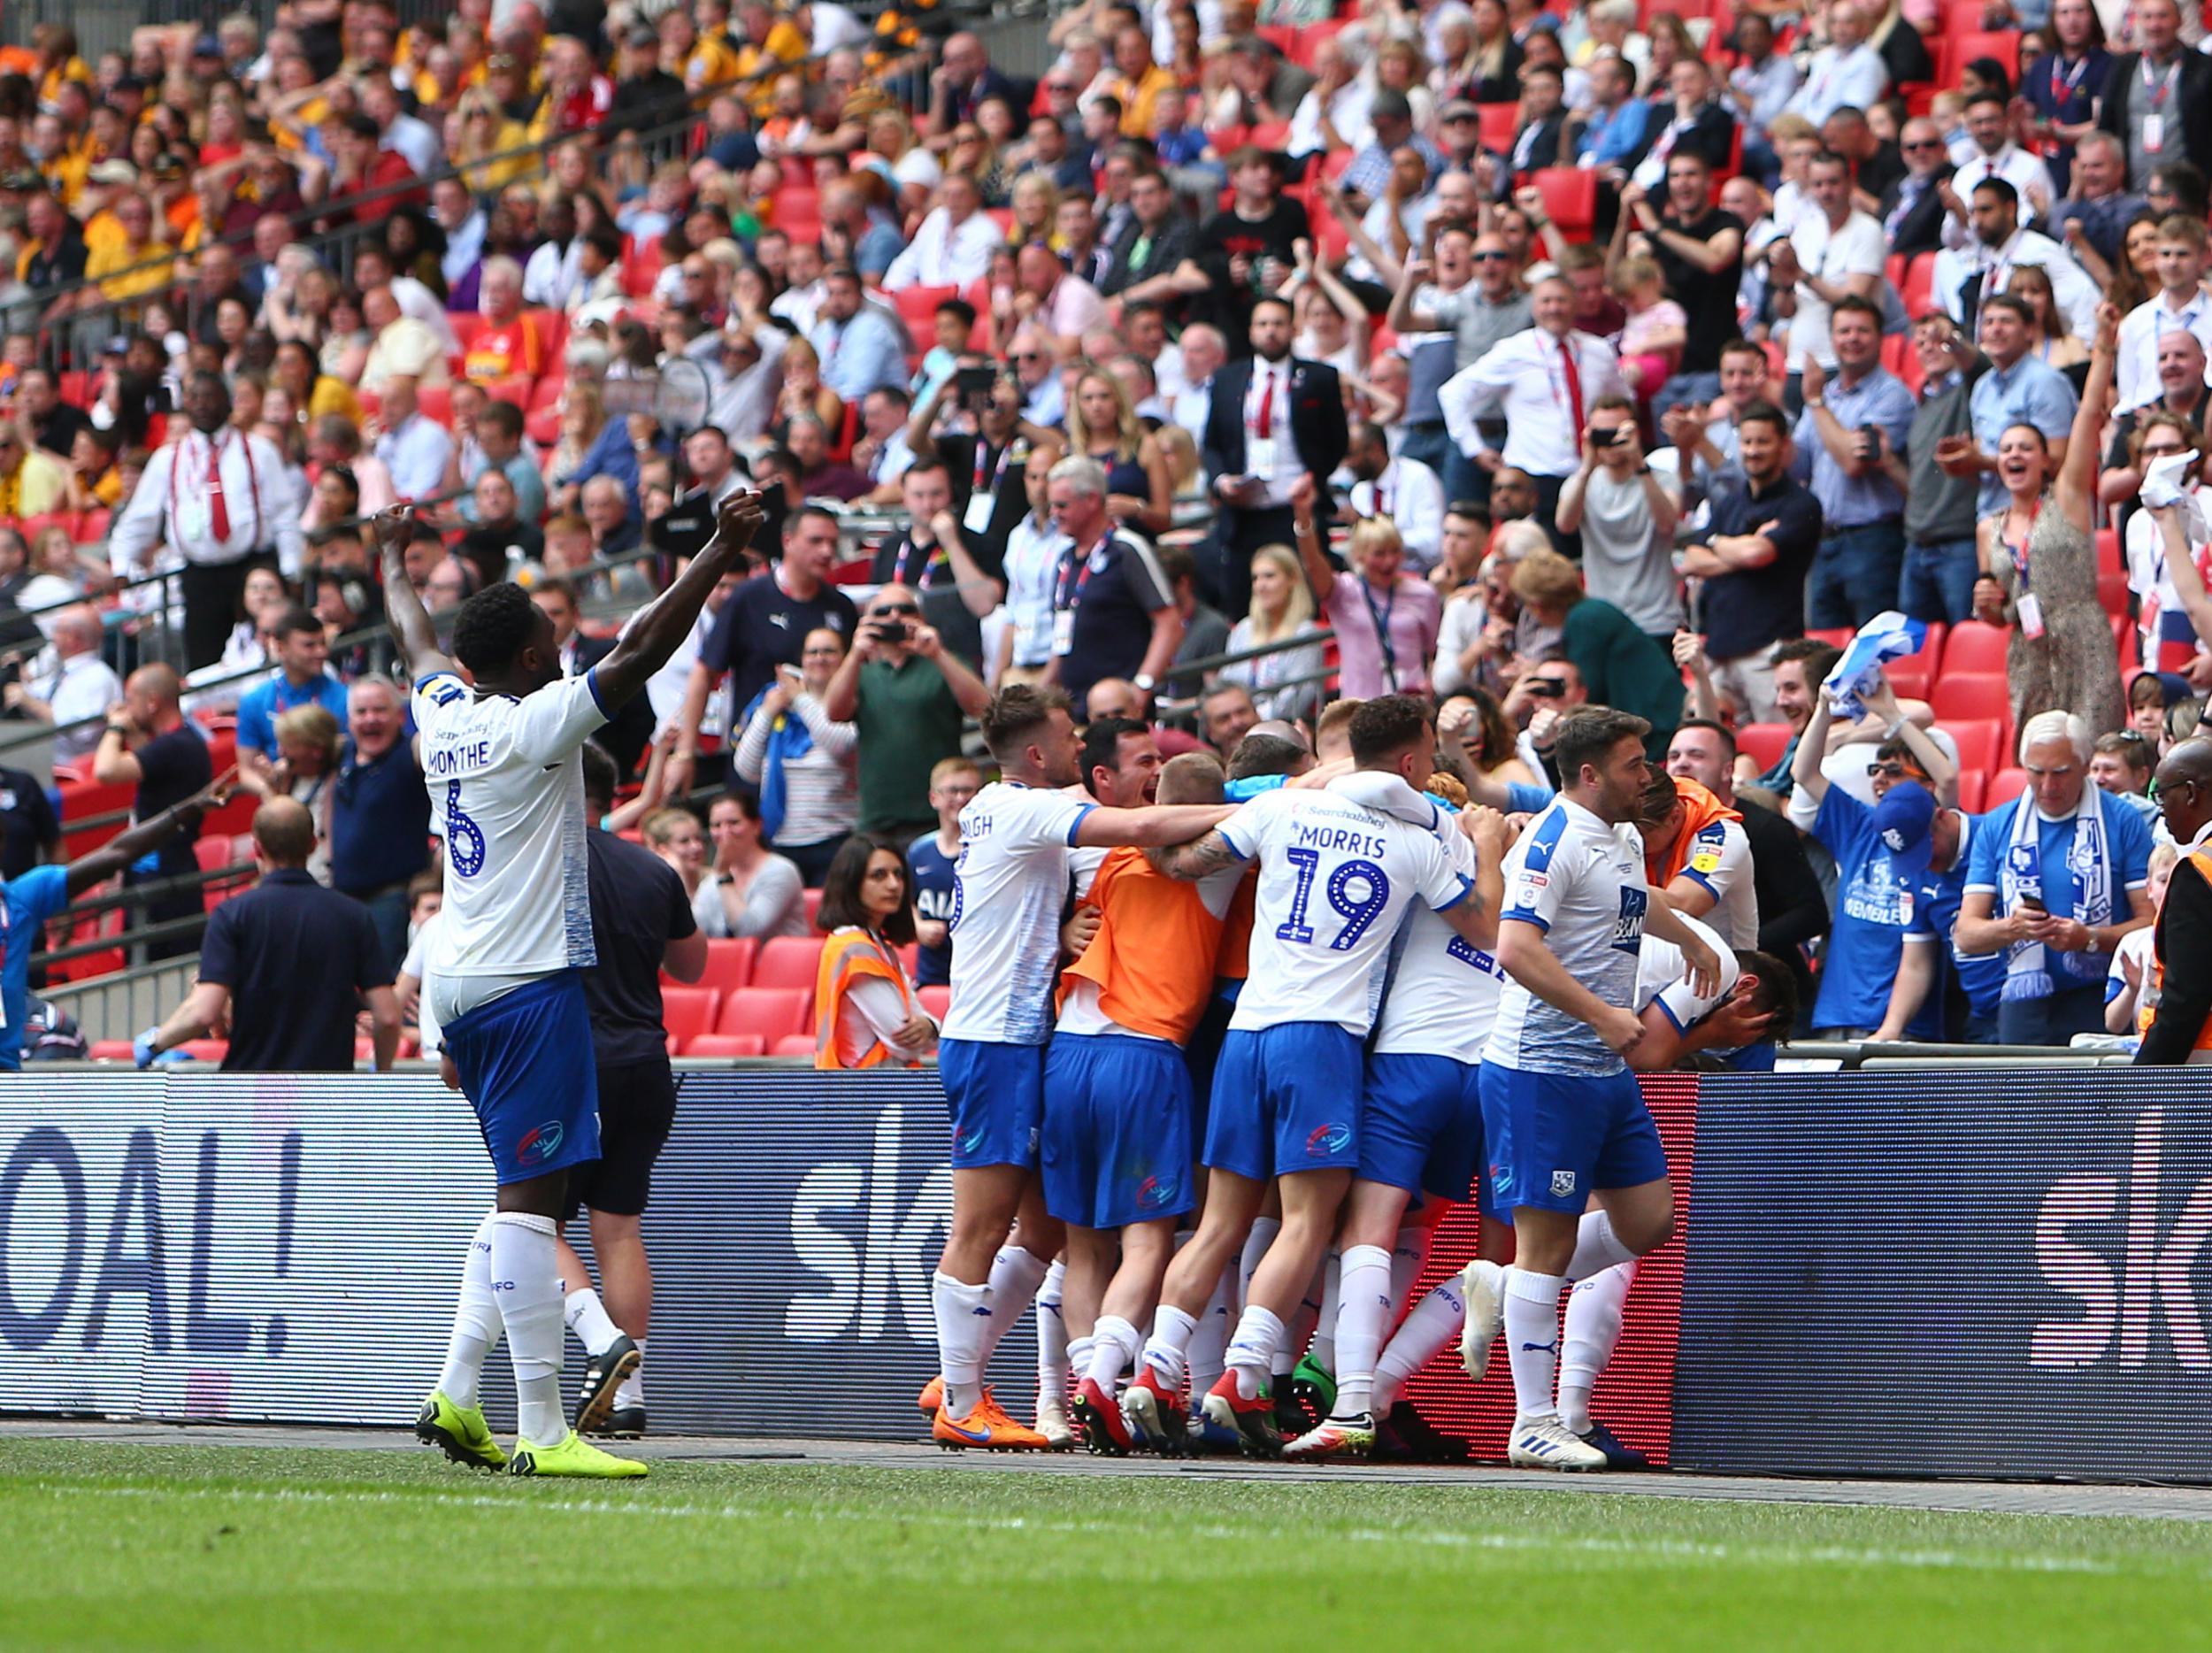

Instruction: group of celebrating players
[920,682,1794,1469]
[395,488,1791,1479]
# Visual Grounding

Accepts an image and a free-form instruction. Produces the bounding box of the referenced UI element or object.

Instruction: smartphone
[1527,680,1567,698]
[955,363,995,399]
[1857,423,1880,460]
[1601,427,1632,447]
[2018,895,2047,914]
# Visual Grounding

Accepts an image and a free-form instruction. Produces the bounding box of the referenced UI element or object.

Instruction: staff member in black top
[91,664,212,961]
[557,741,710,1440]
[0,762,60,880]
[1040,455,1184,714]
[136,796,401,1071]
[866,458,1005,670]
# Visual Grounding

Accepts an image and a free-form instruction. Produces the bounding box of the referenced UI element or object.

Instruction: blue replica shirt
[907,830,957,988]
[1916,810,2005,1025]
[1809,788,1946,1039]
[0,865,70,1070]
[234,670,349,757]
[1963,793,2154,989]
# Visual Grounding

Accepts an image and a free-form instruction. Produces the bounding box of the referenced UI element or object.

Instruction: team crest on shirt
[1551,1170,1578,1196]
[1610,888,1648,952]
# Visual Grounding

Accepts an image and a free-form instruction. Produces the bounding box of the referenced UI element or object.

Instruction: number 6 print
[446,780,487,877]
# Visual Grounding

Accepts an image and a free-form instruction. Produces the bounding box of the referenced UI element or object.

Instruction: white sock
[1331,1243,1393,1417]
[1088,1315,1141,1389]
[976,1245,1051,1373]
[1141,1303,1198,1388]
[1391,1225,1433,1311]
[614,1336,646,1410]
[1373,1275,1464,1419]
[1564,1210,1637,1282]
[1239,1217,1280,1310]
[488,1211,565,1447]
[563,1285,621,1356]
[1502,1267,1566,1421]
[1187,1268,1233,1401]
[1226,1305,1286,1398]
[1310,1249,1342,1371]
[434,1212,502,1409]
[1558,1260,1636,1434]
[1065,1334,1094,1398]
[1035,1258,1068,1400]
[932,1271,991,1418]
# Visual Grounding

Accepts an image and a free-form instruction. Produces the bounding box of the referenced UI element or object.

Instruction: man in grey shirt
[1555,395,1684,645]
[1388,224,1532,503]
[1896,314,1989,624]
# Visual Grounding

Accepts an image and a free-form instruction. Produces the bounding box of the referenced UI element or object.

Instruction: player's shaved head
[1157,750,1226,805]
[1228,732,1313,780]
[252,797,316,867]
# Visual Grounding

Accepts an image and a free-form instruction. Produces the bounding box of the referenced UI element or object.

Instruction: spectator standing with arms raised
[1293,486,1440,700]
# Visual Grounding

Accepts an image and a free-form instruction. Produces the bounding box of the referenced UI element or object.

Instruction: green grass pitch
[8,1437,2212,1651]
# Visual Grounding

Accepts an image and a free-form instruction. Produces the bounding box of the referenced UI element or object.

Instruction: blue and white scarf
[1822,610,1929,721]
[740,686,816,843]
[1997,785,2114,1000]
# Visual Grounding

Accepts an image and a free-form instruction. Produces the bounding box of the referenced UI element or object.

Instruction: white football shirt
[1486,796,1650,1077]
[939,780,1094,1046]
[1634,910,1740,1031]
[1663,815,1760,949]
[1373,811,1505,1065]
[414,667,609,990]
[1221,780,1468,1038]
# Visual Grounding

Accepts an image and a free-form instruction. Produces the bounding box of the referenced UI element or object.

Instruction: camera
[1601,426,1632,447]
[872,619,911,645]
[1527,679,1567,698]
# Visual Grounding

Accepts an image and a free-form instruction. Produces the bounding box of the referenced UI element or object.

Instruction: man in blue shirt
[1794,295,1916,628]
[809,266,909,404]
[235,604,349,784]
[1,770,233,1069]
[1962,294,2078,514]
[907,755,978,988]
[331,675,431,973]
[1956,710,2156,1044]
[1571,55,1653,172]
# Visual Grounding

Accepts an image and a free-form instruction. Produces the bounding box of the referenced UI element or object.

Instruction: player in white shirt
[1635,770,1761,948]
[1462,707,1721,1472]
[1121,696,1503,1457]
[1552,918,1797,1467]
[923,685,1233,1450]
[1284,784,1508,1462]
[390,491,769,1481]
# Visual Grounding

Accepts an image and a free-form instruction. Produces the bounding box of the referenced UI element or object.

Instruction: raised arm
[374,505,452,683]
[66,768,235,898]
[591,492,768,711]
[2152,502,2212,642]
[1790,693,1836,803]
[2058,301,2119,527]
[1290,474,1335,604]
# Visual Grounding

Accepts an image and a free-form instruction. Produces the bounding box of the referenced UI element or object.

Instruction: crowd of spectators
[12,0,2212,1057]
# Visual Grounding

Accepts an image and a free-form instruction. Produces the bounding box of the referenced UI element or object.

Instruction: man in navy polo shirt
[1040,456,1183,716]
[236,604,350,789]
[332,674,432,972]
[136,796,401,1072]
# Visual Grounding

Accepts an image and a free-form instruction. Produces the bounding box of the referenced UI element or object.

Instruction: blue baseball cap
[1870,780,1936,885]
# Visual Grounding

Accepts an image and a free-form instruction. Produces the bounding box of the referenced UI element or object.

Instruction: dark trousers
[777,834,847,888]
[1207,502,1298,621]
[1996,980,2107,1048]
[1899,535,1981,624]
[1807,519,1907,630]
[180,554,276,673]
[1532,472,1582,561]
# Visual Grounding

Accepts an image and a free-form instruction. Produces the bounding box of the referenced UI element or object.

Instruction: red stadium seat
[1901,251,1937,317]
[1529,169,1596,237]
[2099,567,2130,616]
[416,383,453,427]
[685,1033,766,1058]
[2094,527,2121,574]
[1984,768,2032,811]
[773,1034,817,1057]
[1945,717,2008,778]
[1248,119,1292,150]
[449,312,488,352]
[1476,102,1518,153]
[715,987,810,1042]
[1954,770,1987,812]
[918,984,952,1020]
[1930,671,2011,726]
[751,934,825,994]
[526,406,562,445]
[179,1040,227,1064]
[697,936,756,996]
[660,986,720,1050]
[486,374,534,411]
[803,888,824,928]
[1940,621,2011,674]
[894,283,960,332]
[1732,722,1793,771]
[88,1040,134,1062]
[1257,22,1299,56]
[1806,627,1855,651]
[1940,31,2021,88]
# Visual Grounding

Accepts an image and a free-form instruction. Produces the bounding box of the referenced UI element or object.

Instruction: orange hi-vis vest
[1213,867,1257,985]
[1060,847,1227,1046]
[2147,843,2212,1057]
[1646,776,1741,888]
[814,926,920,1070]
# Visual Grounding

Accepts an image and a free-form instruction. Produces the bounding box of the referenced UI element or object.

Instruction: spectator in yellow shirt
[84,191,174,306]
[0,429,70,519]
[1110,27,1179,137]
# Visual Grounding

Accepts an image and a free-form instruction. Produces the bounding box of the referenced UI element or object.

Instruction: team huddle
[922,689,1795,1467]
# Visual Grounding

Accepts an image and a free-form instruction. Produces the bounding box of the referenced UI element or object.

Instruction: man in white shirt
[1933,175,2098,340]
[920,685,1234,1450]
[1783,0,1888,129]
[1440,274,1625,557]
[391,490,769,1481]
[1767,150,1886,380]
[1119,695,1503,1457]
[883,173,1002,292]
[1169,324,1225,446]
[358,284,449,394]
[1342,419,1444,570]
[2116,213,2212,411]
[1941,92,2058,243]
[1467,706,1720,1472]
[373,375,457,503]
[4,605,119,761]
[108,372,305,671]
[362,76,440,181]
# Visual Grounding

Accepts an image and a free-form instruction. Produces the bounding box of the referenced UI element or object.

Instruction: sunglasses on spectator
[1473,250,1511,262]
[1866,761,1926,780]
[1901,138,1941,150]
[872,603,921,619]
